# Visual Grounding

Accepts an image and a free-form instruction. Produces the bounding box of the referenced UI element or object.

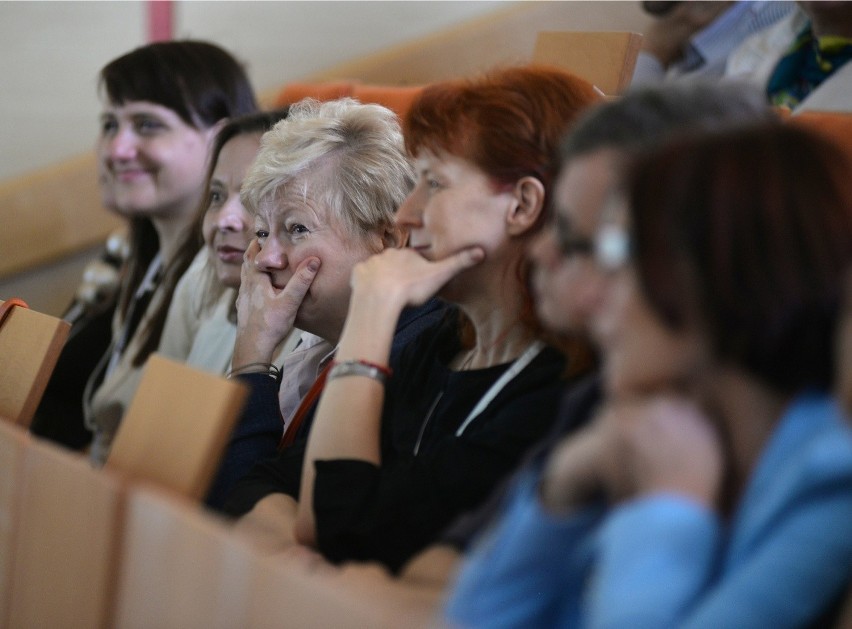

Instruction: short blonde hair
[242,98,413,239]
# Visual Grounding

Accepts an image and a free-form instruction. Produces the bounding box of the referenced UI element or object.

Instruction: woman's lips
[113,168,151,183]
[216,245,245,264]
[410,244,432,259]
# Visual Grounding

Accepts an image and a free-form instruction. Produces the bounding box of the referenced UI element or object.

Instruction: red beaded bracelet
[328,358,393,384]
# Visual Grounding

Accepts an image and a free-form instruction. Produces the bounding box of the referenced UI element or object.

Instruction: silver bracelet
[227,362,281,381]
[327,360,390,385]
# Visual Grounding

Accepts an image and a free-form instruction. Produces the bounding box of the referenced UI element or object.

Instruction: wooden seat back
[105,354,248,501]
[6,438,124,629]
[113,487,254,629]
[0,422,29,628]
[115,487,399,629]
[246,554,393,629]
[0,299,70,427]
[532,31,643,95]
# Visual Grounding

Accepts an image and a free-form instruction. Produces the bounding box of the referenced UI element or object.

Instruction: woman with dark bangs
[448,122,852,627]
[230,66,602,572]
[33,41,257,455]
[78,41,257,465]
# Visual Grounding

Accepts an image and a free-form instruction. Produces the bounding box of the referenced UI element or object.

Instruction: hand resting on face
[233,238,320,366]
[540,394,724,514]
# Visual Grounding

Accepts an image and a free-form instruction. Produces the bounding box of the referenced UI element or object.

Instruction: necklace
[456,348,476,371]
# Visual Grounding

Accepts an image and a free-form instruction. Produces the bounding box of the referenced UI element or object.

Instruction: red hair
[404,65,601,200]
[404,66,602,374]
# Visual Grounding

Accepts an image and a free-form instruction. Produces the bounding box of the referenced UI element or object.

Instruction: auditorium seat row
[0,419,421,629]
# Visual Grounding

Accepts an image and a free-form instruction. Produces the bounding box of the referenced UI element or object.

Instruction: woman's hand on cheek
[233,239,320,365]
[351,246,485,309]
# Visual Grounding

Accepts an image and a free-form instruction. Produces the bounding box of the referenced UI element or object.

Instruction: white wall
[0,1,649,181]
[0,1,508,181]
[177,1,511,91]
[0,0,650,315]
[0,1,145,180]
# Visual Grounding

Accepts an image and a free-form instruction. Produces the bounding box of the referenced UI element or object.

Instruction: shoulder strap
[278,360,334,450]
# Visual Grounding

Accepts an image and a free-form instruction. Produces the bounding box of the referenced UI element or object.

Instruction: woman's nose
[217,198,247,232]
[107,127,138,161]
[254,236,288,272]
[395,185,425,228]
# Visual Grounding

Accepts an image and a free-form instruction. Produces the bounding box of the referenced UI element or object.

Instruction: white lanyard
[454,340,545,437]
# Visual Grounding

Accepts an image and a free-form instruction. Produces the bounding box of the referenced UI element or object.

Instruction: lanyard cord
[412,341,545,455]
[454,340,545,437]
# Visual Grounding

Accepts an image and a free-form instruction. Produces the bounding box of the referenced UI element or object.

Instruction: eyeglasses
[593,194,631,272]
[553,213,595,259]
[558,235,595,258]
[551,212,631,271]
[594,223,631,272]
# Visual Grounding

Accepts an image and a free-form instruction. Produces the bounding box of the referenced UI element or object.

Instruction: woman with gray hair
[207,97,445,509]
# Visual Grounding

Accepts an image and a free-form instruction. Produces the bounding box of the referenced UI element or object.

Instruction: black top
[225,312,572,572]
[205,299,448,510]
[30,296,116,449]
[439,373,602,552]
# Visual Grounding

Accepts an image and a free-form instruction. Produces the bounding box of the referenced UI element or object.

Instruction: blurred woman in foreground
[447,122,852,627]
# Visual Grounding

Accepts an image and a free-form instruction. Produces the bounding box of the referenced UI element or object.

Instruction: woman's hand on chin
[540,394,723,513]
[233,239,320,365]
[540,421,616,515]
[351,246,485,309]
[598,395,724,510]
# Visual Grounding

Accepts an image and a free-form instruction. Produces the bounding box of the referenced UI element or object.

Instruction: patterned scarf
[767,24,852,108]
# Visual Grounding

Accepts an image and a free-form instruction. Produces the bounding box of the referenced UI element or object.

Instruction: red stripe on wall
[148,1,174,42]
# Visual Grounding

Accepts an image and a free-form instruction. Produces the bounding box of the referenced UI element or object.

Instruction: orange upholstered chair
[350,84,425,119]
[274,80,424,120]
[274,80,355,107]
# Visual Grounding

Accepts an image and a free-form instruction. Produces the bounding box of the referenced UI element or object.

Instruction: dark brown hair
[629,123,852,393]
[100,40,258,367]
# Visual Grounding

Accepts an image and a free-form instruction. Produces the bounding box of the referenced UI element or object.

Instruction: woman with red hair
[229,66,601,571]
[296,66,601,570]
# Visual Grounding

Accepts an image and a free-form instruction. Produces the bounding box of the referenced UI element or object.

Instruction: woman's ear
[375,223,407,251]
[391,223,410,249]
[506,176,546,237]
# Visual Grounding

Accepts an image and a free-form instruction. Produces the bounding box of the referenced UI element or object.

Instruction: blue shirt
[444,392,852,628]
